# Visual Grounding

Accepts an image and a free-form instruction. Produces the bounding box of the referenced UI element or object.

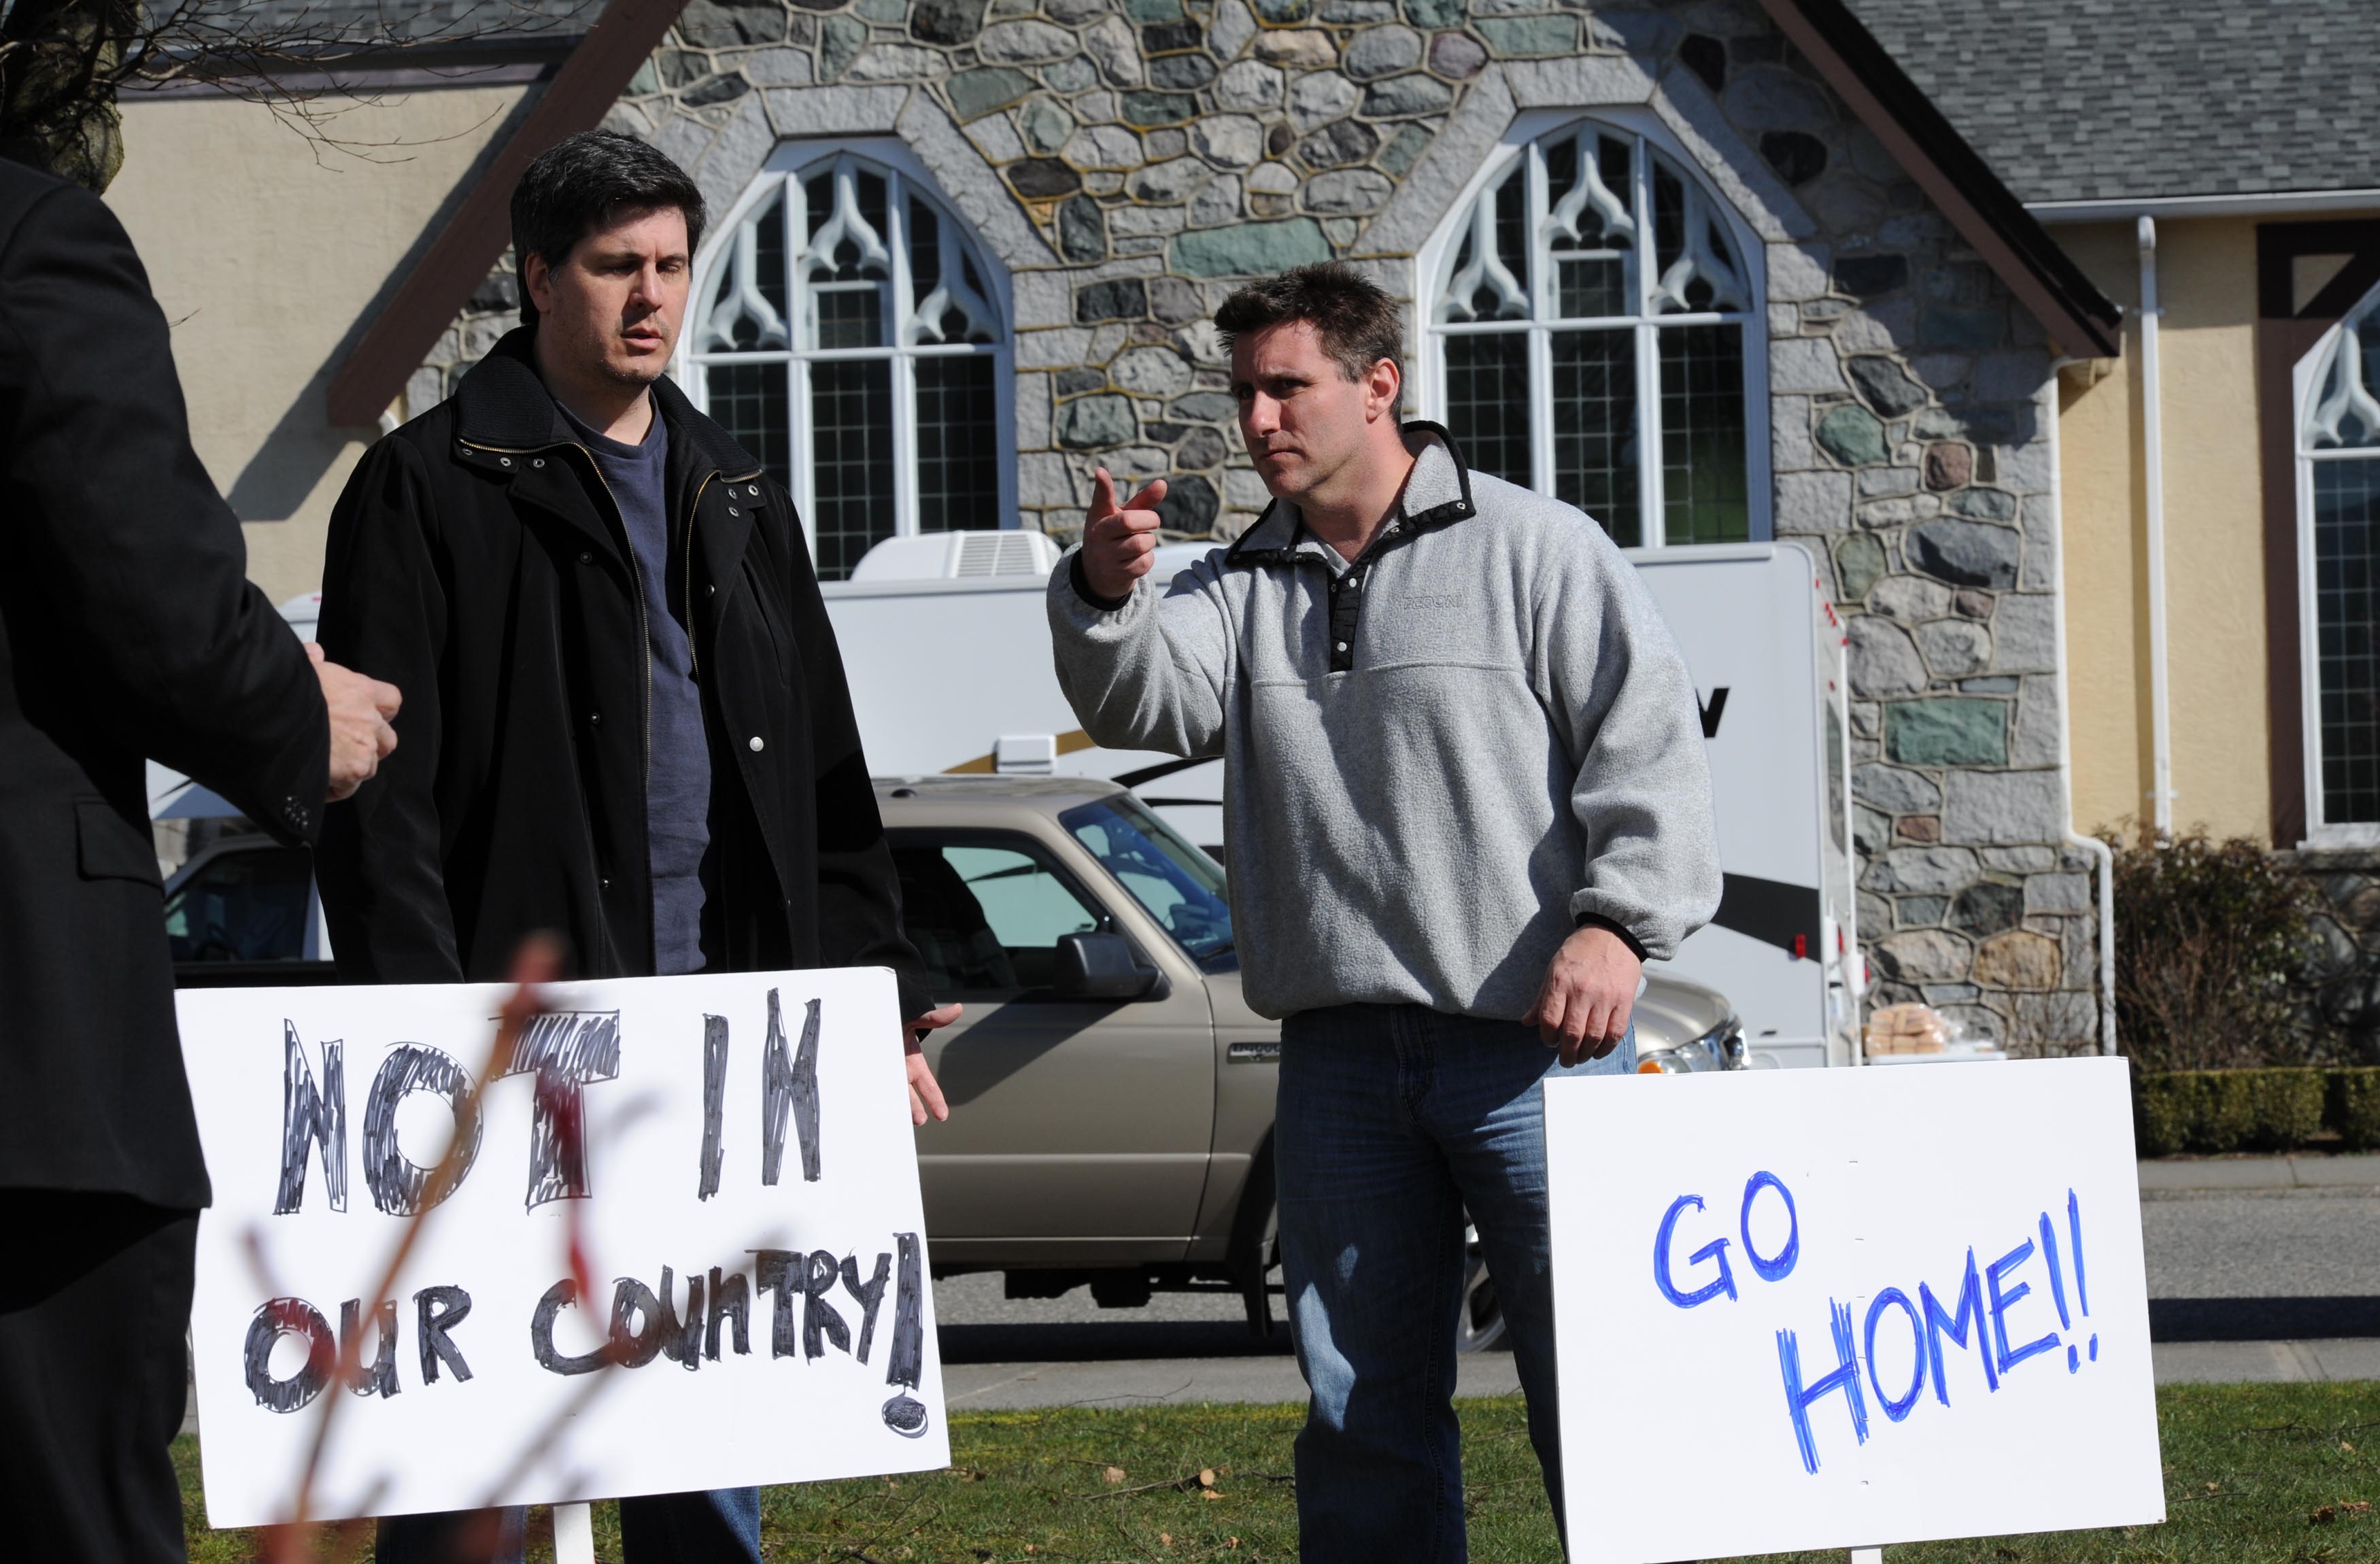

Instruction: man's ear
[523,250,554,316]
[1367,357,1402,422]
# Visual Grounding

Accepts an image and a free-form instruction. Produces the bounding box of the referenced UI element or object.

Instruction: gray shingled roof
[1848,0,2380,205]
[216,0,595,46]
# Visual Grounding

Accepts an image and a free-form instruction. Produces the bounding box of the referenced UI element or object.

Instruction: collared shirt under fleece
[1046,422,1724,1023]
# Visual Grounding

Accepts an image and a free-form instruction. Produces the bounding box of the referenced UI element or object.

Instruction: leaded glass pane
[815,286,883,350]
[2317,458,2380,823]
[703,363,789,487]
[811,359,895,581]
[1544,129,1635,320]
[916,356,1001,532]
[1551,328,1639,544]
[1442,331,1530,485]
[1661,323,1750,544]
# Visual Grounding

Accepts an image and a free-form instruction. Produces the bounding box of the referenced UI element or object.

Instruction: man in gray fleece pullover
[1047,264,1720,1560]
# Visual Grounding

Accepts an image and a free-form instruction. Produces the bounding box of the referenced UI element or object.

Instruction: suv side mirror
[1051,932,1160,1000]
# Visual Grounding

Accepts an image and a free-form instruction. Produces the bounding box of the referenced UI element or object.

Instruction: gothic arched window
[689,144,1013,581]
[1418,112,1768,547]
[2300,284,2380,839]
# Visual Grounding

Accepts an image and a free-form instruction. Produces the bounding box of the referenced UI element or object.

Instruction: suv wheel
[1455,1222,1506,1353]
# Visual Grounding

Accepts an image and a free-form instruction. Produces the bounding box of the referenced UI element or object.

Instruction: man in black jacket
[317,131,953,1563]
[0,160,401,1562]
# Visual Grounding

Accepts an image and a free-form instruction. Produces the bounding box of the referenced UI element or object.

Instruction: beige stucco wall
[2056,216,2271,843]
[106,85,529,606]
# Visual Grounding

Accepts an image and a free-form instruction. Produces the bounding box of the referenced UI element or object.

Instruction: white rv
[824,534,1862,1070]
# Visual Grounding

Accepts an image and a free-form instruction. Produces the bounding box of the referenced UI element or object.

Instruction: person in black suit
[0,157,402,1562]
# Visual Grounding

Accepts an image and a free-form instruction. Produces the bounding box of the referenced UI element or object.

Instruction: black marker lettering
[698,1014,729,1200]
[415,1285,474,1384]
[608,1277,665,1369]
[275,1022,345,1214]
[753,1248,800,1357]
[502,1011,622,1208]
[761,993,823,1185]
[881,1231,928,1437]
[801,1249,849,1360]
[361,1044,483,1216]
[244,1297,335,1413]
[840,1251,892,1365]
[706,1266,751,1360]
[658,1265,706,1371]
[530,1279,609,1376]
[340,1297,400,1398]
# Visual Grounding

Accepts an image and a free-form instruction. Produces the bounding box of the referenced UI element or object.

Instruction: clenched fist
[310,643,401,802]
[1079,466,1169,602]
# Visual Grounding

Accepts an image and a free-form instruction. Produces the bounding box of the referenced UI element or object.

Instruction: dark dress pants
[0,1190,199,1564]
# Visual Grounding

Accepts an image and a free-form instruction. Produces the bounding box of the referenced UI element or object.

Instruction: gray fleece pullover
[1048,424,1722,1023]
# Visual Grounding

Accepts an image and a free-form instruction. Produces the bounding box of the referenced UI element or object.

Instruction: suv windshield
[1060,796,1236,971]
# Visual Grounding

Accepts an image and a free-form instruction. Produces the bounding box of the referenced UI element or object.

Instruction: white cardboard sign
[177,968,948,1527]
[1545,1056,2162,1561]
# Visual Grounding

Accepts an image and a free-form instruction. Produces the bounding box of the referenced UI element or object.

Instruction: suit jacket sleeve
[0,181,328,839]
[315,437,464,983]
[777,494,933,1021]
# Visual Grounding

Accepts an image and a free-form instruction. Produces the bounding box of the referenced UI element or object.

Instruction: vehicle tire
[1454,1220,1508,1353]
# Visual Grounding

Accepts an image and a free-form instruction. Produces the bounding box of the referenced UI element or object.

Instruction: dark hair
[509,130,707,326]
[1213,262,1404,384]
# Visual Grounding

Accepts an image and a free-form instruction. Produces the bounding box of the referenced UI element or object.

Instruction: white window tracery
[1417,112,1767,547]
[2298,286,2380,841]
[687,144,1013,581]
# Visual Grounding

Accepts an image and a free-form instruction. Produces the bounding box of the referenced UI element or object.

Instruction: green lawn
[180,1382,2380,1562]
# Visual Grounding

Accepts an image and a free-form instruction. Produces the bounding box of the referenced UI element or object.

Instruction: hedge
[2135,1068,2380,1155]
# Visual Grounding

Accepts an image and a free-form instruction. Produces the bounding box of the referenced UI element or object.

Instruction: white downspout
[2042,360,2120,1057]
[2138,216,2174,834]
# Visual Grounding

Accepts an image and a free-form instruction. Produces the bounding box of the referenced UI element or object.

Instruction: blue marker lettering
[1776,1298,1869,1474]
[1740,1170,1800,1282]
[1987,1238,2060,1376]
[1864,1288,1925,1423]
[2068,1189,2090,1317]
[1652,1194,1737,1308]
[2037,1212,2072,1330]
[1918,1248,1999,1405]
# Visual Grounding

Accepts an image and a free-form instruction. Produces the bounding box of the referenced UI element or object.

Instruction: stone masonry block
[1943,769,2063,845]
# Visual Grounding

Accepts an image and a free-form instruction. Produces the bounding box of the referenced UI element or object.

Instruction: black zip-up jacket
[0,160,330,1208]
[316,329,928,1018]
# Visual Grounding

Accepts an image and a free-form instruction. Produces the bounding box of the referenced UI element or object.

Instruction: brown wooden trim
[324,0,689,426]
[1755,0,2121,359]
[2256,219,2380,847]
[2260,314,2330,848]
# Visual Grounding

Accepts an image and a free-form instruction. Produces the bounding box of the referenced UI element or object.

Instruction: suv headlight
[1634,1016,1746,1074]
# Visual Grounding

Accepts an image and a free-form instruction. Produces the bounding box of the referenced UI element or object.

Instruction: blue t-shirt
[564,403,711,976]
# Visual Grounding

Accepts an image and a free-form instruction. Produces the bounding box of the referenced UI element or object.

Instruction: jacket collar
[1224,421,1477,567]
[453,327,762,482]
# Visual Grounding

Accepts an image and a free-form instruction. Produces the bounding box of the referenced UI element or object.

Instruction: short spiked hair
[1213,262,1404,384]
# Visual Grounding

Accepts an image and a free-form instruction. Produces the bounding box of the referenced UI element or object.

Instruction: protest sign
[178,968,947,1527]
[1545,1056,2160,1562]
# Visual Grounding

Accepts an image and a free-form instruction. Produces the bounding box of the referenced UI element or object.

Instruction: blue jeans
[375,1489,760,1563]
[1275,1003,1634,1564]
